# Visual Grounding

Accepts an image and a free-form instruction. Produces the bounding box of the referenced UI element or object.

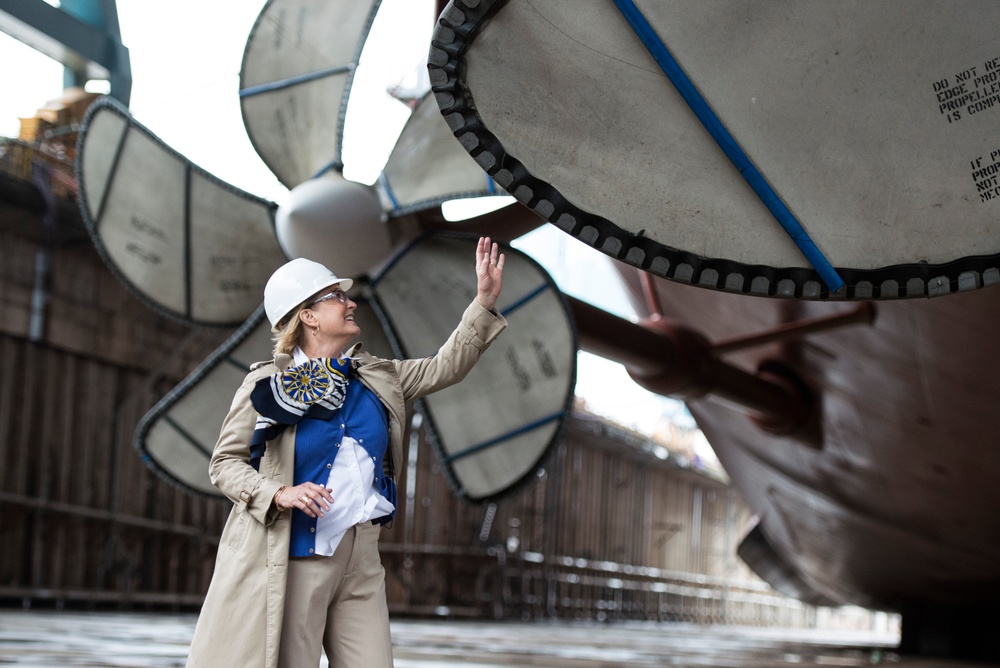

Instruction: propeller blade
[431,0,1000,299]
[371,234,576,501]
[75,98,286,326]
[135,299,394,497]
[377,93,501,216]
[239,0,380,188]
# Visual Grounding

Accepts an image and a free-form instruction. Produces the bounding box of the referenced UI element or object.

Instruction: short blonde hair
[271,306,308,357]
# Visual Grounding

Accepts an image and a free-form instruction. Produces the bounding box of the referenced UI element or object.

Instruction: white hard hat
[263,258,354,327]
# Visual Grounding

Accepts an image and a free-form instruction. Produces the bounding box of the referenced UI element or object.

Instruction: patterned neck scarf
[247,357,350,468]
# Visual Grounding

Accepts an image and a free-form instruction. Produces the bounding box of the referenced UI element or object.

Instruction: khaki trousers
[278,522,393,667]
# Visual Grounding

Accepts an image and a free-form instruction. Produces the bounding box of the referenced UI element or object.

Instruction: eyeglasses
[308,289,349,307]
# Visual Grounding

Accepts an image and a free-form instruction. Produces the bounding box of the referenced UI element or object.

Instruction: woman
[187,237,507,668]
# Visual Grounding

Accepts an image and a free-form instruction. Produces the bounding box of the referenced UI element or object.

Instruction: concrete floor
[0,609,989,667]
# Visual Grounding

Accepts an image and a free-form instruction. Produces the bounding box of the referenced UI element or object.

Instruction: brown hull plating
[626,274,1000,611]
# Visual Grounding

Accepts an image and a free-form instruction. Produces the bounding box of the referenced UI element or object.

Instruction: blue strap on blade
[378,172,401,211]
[613,0,845,293]
[445,411,565,463]
[239,64,354,98]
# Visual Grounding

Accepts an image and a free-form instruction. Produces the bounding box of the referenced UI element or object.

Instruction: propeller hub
[275,173,390,279]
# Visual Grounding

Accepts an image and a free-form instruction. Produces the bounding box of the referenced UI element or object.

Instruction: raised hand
[476,236,505,312]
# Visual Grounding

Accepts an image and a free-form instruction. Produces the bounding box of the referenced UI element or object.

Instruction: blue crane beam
[0,0,131,105]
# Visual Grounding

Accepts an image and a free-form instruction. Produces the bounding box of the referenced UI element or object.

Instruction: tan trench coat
[186,301,506,668]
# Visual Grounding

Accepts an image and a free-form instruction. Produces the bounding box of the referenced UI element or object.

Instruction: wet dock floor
[0,609,988,667]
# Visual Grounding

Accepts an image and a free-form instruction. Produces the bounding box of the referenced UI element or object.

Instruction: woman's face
[305,288,361,343]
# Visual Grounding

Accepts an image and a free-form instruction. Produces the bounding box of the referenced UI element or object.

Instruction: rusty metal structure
[380,412,817,626]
